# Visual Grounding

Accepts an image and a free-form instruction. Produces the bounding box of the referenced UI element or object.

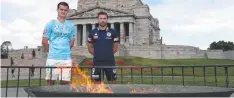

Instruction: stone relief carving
[76,8,129,18]
[67,9,76,17]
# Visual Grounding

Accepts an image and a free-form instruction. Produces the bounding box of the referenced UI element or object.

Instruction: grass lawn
[1,57,234,88]
[81,56,234,76]
[81,56,234,66]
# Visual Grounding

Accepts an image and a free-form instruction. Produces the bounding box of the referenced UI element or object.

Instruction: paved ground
[1,88,28,97]
[1,87,234,97]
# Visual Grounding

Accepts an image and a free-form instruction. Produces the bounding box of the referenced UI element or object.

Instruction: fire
[69,64,112,93]
[56,64,162,94]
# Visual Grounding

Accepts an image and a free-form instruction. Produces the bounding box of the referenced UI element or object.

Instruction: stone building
[67,0,161,46]
[66,0,234,60]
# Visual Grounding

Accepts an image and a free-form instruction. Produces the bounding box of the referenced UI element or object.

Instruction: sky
[1,0,234,50]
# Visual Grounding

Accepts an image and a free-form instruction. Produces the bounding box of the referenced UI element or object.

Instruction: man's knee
[105,68,117,81]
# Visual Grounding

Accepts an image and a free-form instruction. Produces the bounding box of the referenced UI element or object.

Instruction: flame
[56,64,162,94]
[62,64,113,93]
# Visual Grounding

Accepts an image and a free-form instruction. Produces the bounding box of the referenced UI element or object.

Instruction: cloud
[1,0,234,50]
[1,0,77,49]
[146,0,234,49]
[6,18,38,33]
[2,0,37,7]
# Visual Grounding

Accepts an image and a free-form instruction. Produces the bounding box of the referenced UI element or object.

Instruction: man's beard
[99,22,107,27]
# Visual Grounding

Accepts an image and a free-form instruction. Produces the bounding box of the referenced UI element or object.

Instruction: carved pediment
[69,6,133,18]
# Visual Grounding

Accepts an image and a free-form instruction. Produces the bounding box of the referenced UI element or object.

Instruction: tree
[1,41,12,59]
[208,40,234,51]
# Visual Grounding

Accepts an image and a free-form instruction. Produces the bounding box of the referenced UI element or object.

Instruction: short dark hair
[97,11,108,18]
[57,2,69,9]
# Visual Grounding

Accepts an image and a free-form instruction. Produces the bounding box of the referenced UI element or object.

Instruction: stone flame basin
[24,84,234,97]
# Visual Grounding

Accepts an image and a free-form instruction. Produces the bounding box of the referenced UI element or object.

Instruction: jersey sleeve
[88,30,94,43]
[42,21,53,38]
[112,30,120,43]
[69,25,75,40]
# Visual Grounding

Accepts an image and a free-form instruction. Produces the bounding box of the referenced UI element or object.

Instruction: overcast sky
[1,0,234,50]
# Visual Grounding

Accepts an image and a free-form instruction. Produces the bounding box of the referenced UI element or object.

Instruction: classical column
[77,25,81,46]
[92,24,96,30]
[82,24,87,46]
[74,24,78,46]
[120,22,125,44]
[129,22,134,44]
[111,23,115,29]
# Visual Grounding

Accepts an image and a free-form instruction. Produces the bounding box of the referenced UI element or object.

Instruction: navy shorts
[91,62,117,81]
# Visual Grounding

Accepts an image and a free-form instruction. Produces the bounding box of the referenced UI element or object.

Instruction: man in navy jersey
[87,11,120,84]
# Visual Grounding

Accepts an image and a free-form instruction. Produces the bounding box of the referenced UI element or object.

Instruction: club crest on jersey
[106,32,112,39]
[93,33,98,39]
[106,32,111,37]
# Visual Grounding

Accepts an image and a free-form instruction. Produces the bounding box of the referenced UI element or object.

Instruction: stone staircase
[71,45,121,57]
[71,46,93,58]
[71,55,86,65]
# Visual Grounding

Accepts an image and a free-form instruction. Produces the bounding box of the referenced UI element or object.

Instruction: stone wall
[8,48,44,59]
[118,45,199,59]
[132,5,150,17]
[223,50,234,60]
[8,46,234,60]
[77,0,143,11]
[191,50,206,59]
[205,50,224,59]
[134,18,151,45]
[118,44,234,60]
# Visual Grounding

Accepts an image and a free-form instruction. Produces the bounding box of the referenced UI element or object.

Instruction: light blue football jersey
[42,19,75,60]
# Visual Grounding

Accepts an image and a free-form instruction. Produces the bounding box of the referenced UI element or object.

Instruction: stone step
[71,46,92,57]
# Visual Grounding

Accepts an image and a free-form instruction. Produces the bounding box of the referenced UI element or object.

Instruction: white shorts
[45,59,72,81]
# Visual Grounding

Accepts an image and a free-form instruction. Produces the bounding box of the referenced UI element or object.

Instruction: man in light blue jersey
[42,2,75,86]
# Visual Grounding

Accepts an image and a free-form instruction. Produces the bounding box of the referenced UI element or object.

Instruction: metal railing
[1,65,234,97]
